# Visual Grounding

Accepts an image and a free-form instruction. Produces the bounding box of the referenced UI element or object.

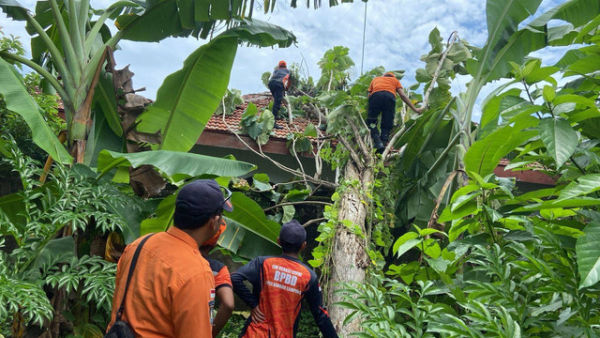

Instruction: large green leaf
[392,232,422,258]
[218,217,281,259]
[576,222,600,288]
[140,194,176,236]
[116,0,245,42]
[476,0,600,84]
[538,118,578,168]
[221,19,296,48]
[468,0,542,82]
[530,0,600,30]
[399,99,452,171]
[136,35,237,151]
[224,192,281,244]
[0,58,72,164]
[465,117,537,177]
[84,108,123,166]
[512,198,600,212]
[0,0,28,20]
[97,149,256,180]
[480,88,521,132]
[558,174,600,202]
[93,71,122,137]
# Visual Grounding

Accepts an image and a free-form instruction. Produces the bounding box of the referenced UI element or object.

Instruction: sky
[1,0,570,122]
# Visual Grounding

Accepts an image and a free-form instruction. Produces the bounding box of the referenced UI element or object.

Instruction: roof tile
[205,92,322,141]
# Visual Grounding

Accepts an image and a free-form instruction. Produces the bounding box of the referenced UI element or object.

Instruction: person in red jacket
[231,220,338,338]
[200,218,234,337]
[367,72,424,153]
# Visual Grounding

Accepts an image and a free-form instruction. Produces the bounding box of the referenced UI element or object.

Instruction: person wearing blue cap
[231,220,338,337]
[107,179,233,337]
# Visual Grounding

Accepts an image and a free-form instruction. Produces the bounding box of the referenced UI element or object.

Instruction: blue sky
[2,0,569,122]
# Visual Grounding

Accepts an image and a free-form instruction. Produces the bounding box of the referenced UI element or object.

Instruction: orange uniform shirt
[368,76,403,96]
[107,227,215,337]
[232,256,337,338]
[208,258,232,289]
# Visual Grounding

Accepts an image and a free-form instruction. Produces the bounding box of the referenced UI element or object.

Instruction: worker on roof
[367,71,424,153]
[268,60,291,130]
[200,218,234,338]
[231,220,338,338]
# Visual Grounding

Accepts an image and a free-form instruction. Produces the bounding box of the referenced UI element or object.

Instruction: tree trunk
[328,160,373,336]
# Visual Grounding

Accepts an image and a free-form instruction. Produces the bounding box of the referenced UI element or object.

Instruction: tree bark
[328,160,373,336]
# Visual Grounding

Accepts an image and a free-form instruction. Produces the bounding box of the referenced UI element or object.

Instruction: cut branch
[264,201,332,212]
[422,31,459,108]
[303,218,326,227]
[221,109,337,188]
[382,125,406,160]
[337,136,364,171]
[426,170,458,234]
[348,119,370,159]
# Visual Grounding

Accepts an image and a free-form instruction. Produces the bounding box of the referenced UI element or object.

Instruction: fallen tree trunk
[328,160,373,335]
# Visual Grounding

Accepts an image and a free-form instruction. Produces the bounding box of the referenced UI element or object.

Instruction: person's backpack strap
[115,234,154,321]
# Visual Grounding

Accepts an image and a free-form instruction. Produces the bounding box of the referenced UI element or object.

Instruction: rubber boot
[273,116,284,129]
[370,127,384,153]
[381,128,391,148]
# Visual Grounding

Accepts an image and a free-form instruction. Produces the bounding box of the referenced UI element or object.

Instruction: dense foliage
[1,0,600,336]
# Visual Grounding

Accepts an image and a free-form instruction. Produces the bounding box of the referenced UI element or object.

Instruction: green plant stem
[78,0,90,49]
[482,192,498,244]
[49,0,82,87]
[23,14,74,92]
[84,10,112,54]
[68,0,85,62]
[0,51,70,103]
[84,32,122,88]
[522,80,543,119]
[425,125,462,177]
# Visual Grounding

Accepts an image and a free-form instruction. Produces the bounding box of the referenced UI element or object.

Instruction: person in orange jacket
[200,219,235,338]
[107,180,232,337]
[367,72,424,152]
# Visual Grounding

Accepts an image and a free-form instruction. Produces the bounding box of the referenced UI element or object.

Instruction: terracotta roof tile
[205,92,323,141]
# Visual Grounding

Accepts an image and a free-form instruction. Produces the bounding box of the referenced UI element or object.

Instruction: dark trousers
[367,91,396,145]
[268,80,285,119]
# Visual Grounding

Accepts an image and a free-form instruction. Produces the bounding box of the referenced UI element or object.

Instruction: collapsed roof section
[199,92,322,156]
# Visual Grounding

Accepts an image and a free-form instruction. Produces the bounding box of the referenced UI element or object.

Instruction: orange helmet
[278,60,287,67]
[203,218,227,247]
[384,72,396,77]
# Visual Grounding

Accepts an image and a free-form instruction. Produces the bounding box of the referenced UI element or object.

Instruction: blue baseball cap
[176,180,233,218]
[279,220,306,245]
